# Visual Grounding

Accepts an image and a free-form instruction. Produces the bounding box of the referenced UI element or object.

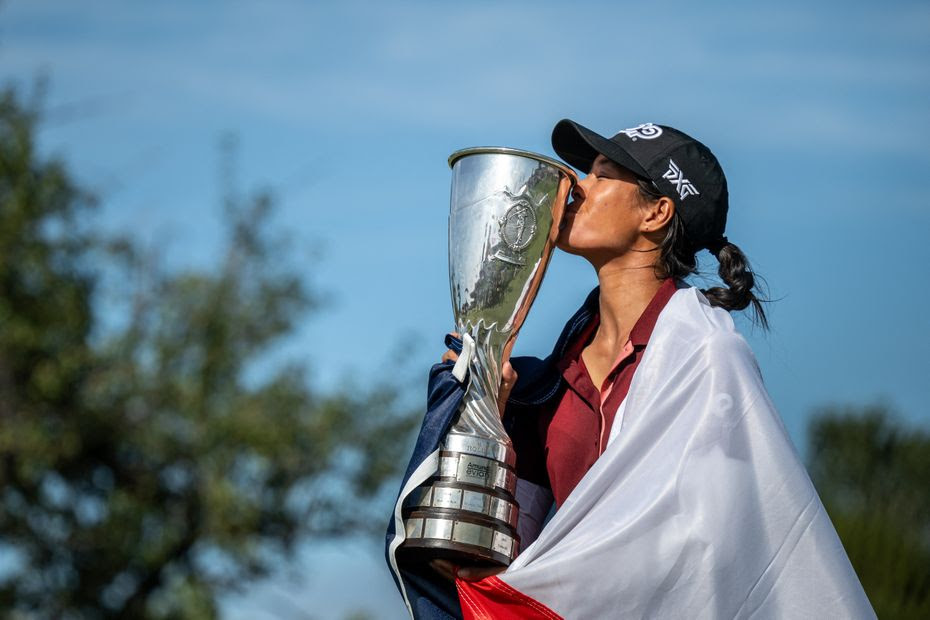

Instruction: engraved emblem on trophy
[400,148,576,566]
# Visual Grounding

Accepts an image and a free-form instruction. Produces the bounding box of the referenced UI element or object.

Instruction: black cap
[551,119,728,250]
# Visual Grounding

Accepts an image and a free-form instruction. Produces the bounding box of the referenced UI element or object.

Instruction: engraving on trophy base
[438,451,517,494]
[409,480,518,528]
[400,507,519,567]
[444,433,515,466]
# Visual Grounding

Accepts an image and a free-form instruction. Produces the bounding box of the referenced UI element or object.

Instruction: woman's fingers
[430,559,458,582]
[457,565,507,581]
[441,332,461,363]
[441,334,518,417]
[429,559,505,583]
[497,361,518,417]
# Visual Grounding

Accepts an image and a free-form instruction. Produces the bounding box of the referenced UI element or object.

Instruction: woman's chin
[555,234,585,256]
[557,218,589,248]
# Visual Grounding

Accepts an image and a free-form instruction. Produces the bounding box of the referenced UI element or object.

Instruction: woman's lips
[566,187,585,215]
[561,201,580,230]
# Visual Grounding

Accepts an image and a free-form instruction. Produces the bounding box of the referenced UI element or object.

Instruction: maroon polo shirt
[510,278,679,507]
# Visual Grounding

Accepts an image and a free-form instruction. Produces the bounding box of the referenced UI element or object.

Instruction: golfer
[389,120,874,619]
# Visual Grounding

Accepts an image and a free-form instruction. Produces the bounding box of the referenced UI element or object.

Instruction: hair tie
[707,236,729,256]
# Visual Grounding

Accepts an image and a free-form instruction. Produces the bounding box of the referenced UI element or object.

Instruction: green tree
[0,86,416,618]
[808,403,930,619]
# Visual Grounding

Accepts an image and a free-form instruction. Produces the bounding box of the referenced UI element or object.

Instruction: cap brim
[551,119,649,178]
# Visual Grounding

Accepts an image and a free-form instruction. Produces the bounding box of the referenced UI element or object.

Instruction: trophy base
[400,448,520,566]
[399,432,520,566]
[397,535,511,568]
[400,508,517,567]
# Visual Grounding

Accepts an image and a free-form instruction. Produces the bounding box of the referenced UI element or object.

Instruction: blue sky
[2,0,929,617]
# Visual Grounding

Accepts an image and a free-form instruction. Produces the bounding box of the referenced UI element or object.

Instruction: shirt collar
[629,277,679,348]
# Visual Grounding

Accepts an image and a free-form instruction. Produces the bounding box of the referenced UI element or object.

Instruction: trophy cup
[400,148,576,566]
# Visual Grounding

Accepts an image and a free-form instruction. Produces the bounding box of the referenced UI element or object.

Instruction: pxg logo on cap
[662,159,700,200]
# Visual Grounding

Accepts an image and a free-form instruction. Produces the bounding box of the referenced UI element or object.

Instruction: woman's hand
[442,333,519,417]
[430,559,507,582]
[497,361,518,417]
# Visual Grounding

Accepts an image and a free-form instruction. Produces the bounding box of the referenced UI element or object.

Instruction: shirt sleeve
[514,478,554,552]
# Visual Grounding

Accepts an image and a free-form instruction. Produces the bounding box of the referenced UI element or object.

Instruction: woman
[388,120,874,619]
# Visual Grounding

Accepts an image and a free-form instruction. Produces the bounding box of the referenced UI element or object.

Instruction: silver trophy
[401,148,576,566]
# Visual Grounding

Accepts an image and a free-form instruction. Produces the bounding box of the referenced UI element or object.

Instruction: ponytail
[701,239,769,330]
[637,180,769,329]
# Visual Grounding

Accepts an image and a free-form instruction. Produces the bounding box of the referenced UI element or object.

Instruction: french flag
[387,288,875,619]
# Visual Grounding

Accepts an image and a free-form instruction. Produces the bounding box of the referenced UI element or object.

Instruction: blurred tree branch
[0,84,418,618]
[808,403,930,619]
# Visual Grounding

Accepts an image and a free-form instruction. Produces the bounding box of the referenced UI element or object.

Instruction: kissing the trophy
[400,147,576,566]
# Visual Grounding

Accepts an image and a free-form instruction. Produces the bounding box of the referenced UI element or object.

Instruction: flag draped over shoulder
[385,353,467,619]
[389,287,875,619]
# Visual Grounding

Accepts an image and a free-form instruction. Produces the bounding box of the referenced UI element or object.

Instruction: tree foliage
[0,86,417,618]
[808,403,930,619]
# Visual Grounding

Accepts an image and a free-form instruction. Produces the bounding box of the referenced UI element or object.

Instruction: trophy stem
[449,324,505,439]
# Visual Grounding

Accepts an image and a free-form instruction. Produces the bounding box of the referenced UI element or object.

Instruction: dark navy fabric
[385,288,600,619]
[385,361,469,619]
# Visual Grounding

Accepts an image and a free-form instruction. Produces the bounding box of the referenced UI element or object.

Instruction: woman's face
[557,154,649,261]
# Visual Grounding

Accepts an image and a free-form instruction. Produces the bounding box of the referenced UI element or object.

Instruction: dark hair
[636,179,769,329]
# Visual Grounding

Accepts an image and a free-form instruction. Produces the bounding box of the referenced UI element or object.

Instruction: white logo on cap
[617,123,663,141]
[662,159,700,200]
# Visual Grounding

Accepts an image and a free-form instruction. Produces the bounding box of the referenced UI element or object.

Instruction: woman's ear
[641,196,675,233]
